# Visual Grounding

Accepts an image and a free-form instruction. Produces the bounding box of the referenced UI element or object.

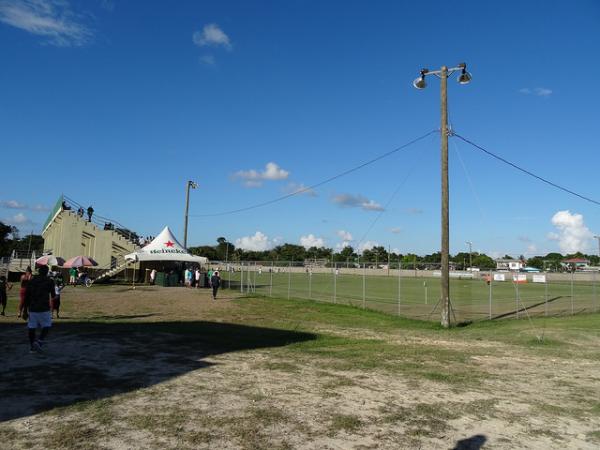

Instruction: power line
[190,130,438,218]
[453,133,600,207]
[355,156,420,251]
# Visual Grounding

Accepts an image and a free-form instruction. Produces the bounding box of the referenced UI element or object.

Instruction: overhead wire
[453,133,600,207]
[190,129,438,218]
[354,151,423,252]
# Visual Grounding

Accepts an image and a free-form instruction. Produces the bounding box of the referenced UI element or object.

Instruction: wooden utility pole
[412,62,471,328]
[183,180,197,249]
[440,66,451,328]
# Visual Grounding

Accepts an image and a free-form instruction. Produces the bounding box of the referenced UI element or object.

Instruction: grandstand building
[42,195,140,272]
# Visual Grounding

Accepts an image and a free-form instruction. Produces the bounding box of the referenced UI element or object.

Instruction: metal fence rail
[212,261,599,322]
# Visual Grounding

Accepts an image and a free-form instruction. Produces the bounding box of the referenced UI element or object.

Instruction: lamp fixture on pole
[412,62,472,328]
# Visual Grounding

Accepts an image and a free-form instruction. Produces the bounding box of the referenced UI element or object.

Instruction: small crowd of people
[0,265,63,354]
[62,200,94,222]
[137,236,155,246]
[147,266,221,300]
[183,267,221,299]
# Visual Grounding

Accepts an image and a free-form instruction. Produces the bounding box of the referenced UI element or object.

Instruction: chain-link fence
[211,261,599,323]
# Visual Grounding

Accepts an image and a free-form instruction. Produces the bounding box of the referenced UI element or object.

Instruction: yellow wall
[42,210,139,268]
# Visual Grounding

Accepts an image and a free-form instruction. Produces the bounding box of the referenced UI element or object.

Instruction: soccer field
[219,270,599,322]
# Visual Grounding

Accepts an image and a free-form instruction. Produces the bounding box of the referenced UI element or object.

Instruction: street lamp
[183,180,198,249]
[466,241,473,270]
[413,62,472,328]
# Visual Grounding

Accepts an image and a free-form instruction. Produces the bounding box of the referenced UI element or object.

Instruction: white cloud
[336,230,353,241]
[235,231,273,252]
[548,210,593,253]
[200,54,215,66]
[335,241,352,251]
[527,244,537,254]
[389,227,401,234]
[3,212,32,225]
[0,0,92,46]
[284,182,317,197]
[357,240,379,254]
[519,87,552,97]
[299,234,325,249]
[1,200,26,209]
[193,23,231,50]
[534,87,552,97]
[405,208,423,215]
[332,194,384,212]
[233,162,289,187]
[31,204,50,212]
[0,200,49,211]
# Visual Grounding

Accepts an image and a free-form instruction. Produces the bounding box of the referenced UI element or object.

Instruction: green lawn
[219,270,599,322]
[1,286,599,449]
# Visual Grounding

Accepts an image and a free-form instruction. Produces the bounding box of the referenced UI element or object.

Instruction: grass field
[220,270,599,322]
[1,285,599,449]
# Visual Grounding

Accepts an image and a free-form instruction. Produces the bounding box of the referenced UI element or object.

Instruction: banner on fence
[532,274,546,283]
[493,273,506,281]
[513,274,527,284]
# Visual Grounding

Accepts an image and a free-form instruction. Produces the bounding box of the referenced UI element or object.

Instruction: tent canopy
[125,226,208,264]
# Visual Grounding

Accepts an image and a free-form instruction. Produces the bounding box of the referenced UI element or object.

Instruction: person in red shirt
[17,266,32,318]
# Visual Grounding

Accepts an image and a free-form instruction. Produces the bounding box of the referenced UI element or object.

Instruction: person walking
[150,268,157,285]
[210,270,221,300]
[17,266,33,318]
[23,265,56,353]
[86,205,94,222]
[0,275,12,316]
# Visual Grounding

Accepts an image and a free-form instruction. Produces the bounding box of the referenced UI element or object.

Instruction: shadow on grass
[0,321,316,422]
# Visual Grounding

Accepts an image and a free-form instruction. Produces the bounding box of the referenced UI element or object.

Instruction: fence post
[515,280,520,319]
[362,262,366,309]
[287,261,291,300]
[545,277,548,316]
[240,262,244,293]
[309,267,312,299]
[571,270,574,315]
[488,270,492,320]
[269,261,273,297]
[253,262,257,293]
[333,262,337,304]
[397,258,401,316]
[594,270,597,312]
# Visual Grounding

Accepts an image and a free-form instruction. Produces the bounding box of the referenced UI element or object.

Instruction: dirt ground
[0,285,599,449]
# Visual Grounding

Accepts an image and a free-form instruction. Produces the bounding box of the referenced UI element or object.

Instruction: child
[52,280,64,318]
[0,275,12,316]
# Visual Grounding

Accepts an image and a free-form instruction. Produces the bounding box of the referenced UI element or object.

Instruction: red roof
[563,258,589,263]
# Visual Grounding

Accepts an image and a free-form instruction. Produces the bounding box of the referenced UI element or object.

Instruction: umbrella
[35,255,66,267]
[63,256,99,268]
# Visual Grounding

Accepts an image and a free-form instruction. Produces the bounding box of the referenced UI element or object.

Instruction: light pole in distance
[413,62,472,328]
[466,241,473,270]
[183,180,198,249]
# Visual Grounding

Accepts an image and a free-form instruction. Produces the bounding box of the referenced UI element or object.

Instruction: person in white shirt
[195,268,201,288]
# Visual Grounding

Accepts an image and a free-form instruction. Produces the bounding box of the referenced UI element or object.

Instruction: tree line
[189,237,600,270]
[0,222,44,257]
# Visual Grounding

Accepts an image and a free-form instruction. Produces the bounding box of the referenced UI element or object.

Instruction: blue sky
[1,0,599,257]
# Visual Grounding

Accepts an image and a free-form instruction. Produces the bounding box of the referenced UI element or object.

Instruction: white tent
[125,226,208,264]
